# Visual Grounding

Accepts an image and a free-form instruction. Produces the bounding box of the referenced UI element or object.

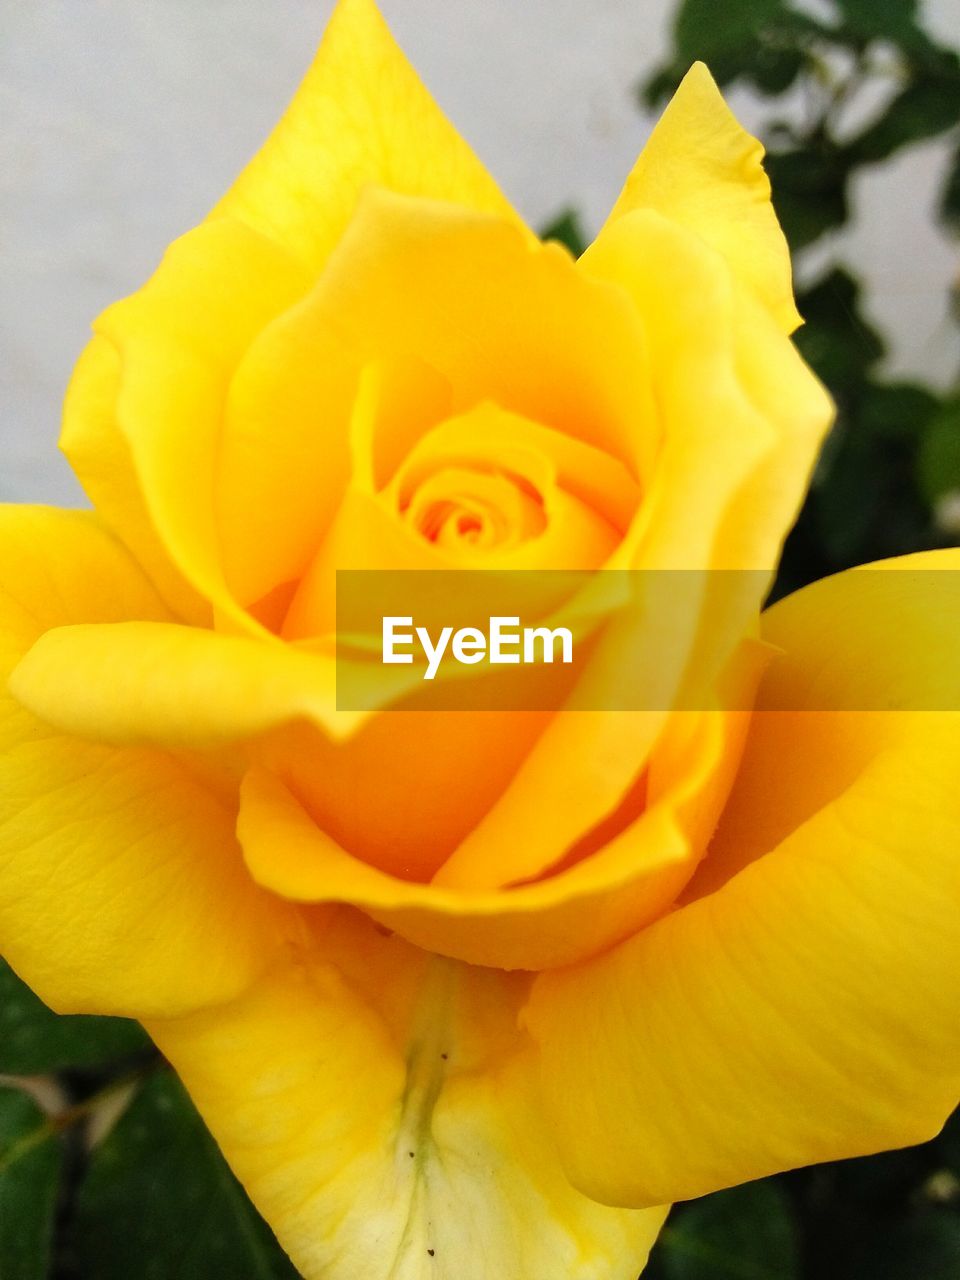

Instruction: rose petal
[64,218,311,635]
[236,688,754,970]
[146,910,666,1280]
[217,191,655,608]
[601,62,800,333]
[212,0,524,273]
[0,507,299,1018]
[61,337,208,624]
[10,620,361,748]
[525,551,960,1206]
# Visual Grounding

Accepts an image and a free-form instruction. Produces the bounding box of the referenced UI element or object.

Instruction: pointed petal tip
[603,58,803,334]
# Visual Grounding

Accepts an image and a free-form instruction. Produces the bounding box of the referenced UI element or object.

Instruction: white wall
[1,0,957,505]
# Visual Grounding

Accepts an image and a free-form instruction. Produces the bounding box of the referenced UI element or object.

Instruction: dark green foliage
[540,207,589,257]
[918,397,960,502]
[852,57,960,166]
[72,1073,299,1280]
[0,956,301,1277]
[940,143,960,231]
[763,149,852,251]
[792,268,885,391]
[0,1087,62,1280]
[656,1182,801,1278]
[833,0,926,50]
[0,960,149,1076]
[645,1123,960,1280]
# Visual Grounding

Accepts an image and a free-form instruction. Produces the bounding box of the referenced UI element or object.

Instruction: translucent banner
[334,568,960,713]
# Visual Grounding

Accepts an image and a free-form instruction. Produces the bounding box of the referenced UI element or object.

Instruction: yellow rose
[1,2,958,1278]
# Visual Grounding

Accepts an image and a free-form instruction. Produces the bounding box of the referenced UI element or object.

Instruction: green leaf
[674,0,781,64]
[793,268,885,388]
[640,65,685,109]
[745,45,805,95]
[938,143,960,233]
[852,62,960,165]
[671,0,827,90]
[539,208,588,257]
[844,1211,960,1279]
[814,425,887,563]
[918,399,960,503]
[72,1071,301,1280]
[0,1085,62,1280]
[658,1181,800,1279]
[765,148,852,248]
[0,958,149,1075]
[857,382,940,440]
[833,0,926,48]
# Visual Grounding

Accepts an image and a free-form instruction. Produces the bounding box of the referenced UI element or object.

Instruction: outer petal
[146,911,666,1280]
[63,218,312,635]
[601,63,801,333]
[579,210,831,710]
[60,337,209,625]
[582,211,829,579]
[525,551,960,1207]
[212,0,523,272]
[688,550,960,898]
[0,506,300,1018]
[10,621,360,747]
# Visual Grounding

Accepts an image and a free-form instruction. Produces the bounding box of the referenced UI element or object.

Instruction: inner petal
[391,404,640,536]
[213,194,657,630]
[405,467,547,553]
[282,400,629,641]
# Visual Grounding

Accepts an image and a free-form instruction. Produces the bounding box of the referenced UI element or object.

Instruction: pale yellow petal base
[148,910,667,1280]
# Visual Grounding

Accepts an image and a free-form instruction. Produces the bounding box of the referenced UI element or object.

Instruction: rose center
[401,464,548,554]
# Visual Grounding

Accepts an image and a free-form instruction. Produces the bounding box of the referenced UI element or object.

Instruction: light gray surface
[2,0,958,506]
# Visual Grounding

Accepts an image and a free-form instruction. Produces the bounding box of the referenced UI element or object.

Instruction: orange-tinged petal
[0,507,300,1018]
[526,551,960,1207]
[601,62,801,333]
[253,189,655,477]
[237,690,752,970]
[254,710,552,884]
[432,633,766,893]
[387,406,640,535]
[211,0,523,273]
[283,403,624,640]
[441,212,828,889]
[146,911,666,1280]
[260,203,760,889]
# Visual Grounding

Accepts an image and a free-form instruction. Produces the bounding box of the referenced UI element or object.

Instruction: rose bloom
[2,2,959,1277]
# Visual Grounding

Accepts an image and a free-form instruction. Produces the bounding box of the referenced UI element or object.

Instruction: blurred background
[1,0,958,515]
[1,0,959,1277]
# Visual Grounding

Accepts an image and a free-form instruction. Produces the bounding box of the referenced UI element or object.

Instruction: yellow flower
[1,2,958,1277]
